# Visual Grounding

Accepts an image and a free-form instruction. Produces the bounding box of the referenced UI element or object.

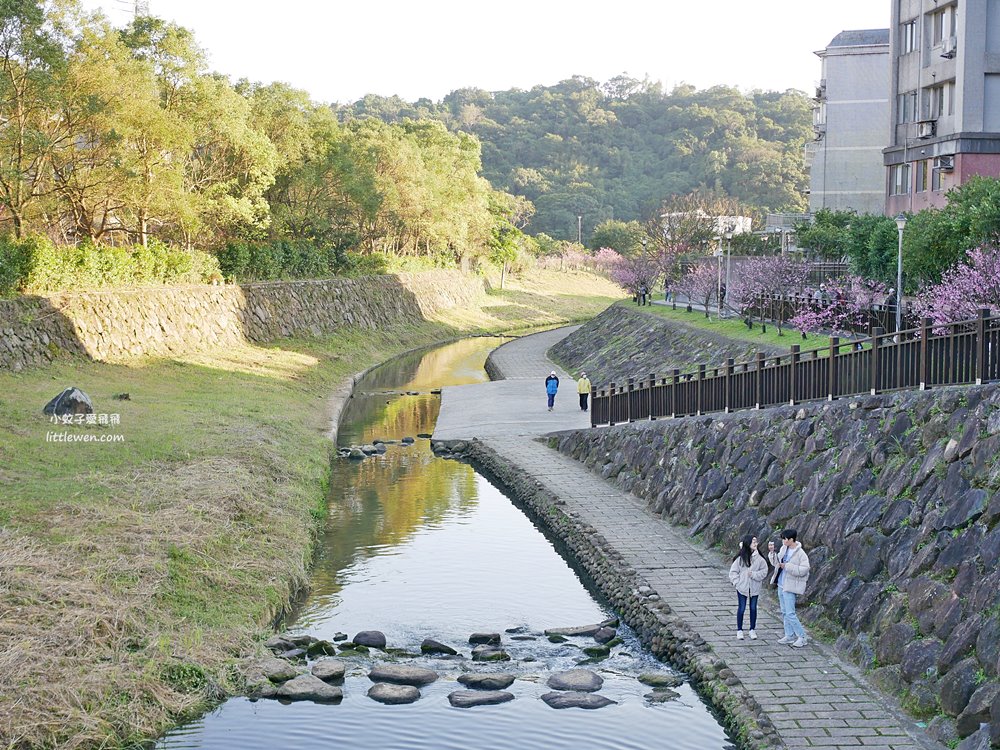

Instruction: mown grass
[0,268,623,750]
[635,301,831,353]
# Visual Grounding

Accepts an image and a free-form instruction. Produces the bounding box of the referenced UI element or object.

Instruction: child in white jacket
[728,534,769,640]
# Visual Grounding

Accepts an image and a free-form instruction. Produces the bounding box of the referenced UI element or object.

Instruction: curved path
[436,326,941,750]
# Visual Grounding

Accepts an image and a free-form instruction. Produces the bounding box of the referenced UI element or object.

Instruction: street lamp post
[894,213,907,334]
[641,237,648,305]
[724,224,735,318]
[577,215,583,245]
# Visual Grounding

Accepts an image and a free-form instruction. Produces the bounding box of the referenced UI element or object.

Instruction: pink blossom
[913,246,1000,328]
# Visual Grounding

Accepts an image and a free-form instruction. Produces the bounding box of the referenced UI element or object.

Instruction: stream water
[158,337,736,750]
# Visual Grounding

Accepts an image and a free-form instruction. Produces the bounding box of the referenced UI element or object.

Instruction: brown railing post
[696,364,706,415]
[828,336,839,400]
[724,358,734,413]
[755,353,765,409]
[671,369,680,417]
[920,318,932,389]
[789,345,800,405]
[627,377,635,422]
[608,382,616,426]
[977,308,990,385]
[870,327,884,395]
[590,387,597,428]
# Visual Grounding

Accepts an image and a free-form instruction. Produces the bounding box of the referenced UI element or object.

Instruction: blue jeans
[778,586,806,638]
[737,593,757,631]
[547,393,555,408]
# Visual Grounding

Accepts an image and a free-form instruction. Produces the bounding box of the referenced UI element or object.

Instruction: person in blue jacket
[545,371,560,411]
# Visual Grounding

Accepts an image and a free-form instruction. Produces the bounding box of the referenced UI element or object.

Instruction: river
[158,337,736,750]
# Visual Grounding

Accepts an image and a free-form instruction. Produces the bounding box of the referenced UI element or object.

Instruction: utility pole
[577,215,582,245]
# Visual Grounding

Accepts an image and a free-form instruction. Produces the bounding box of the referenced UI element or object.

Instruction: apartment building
[885,0,1000,214]
[807,29,891,214]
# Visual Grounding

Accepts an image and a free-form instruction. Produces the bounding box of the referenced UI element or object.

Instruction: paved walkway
[436,326,940,750]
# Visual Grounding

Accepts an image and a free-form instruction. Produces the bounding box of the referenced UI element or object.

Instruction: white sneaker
[791,636,807,648]
[736,630,744,640]
[777,635,795,645]
[748,630,757,640]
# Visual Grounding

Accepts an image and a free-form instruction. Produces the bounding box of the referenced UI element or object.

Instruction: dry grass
[0,268,621,749]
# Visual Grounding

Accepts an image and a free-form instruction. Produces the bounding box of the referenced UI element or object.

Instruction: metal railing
[590,309,1000,427]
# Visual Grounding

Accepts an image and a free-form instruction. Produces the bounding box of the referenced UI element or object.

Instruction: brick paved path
[437,326,941,750]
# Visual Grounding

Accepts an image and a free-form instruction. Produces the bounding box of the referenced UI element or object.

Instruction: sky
[79,0,890,104]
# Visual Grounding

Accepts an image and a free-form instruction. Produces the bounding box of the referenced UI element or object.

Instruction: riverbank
[0,269,623,750]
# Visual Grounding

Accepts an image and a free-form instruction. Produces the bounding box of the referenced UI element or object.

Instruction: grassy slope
[0,269,623,750]
[637,302,829,354]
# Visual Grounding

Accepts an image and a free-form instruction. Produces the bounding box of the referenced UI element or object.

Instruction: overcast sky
[80,1,890,104]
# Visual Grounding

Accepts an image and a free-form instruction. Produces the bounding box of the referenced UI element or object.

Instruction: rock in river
[258,656,299,683]
[421,638,458,656]
[544,618,618,638]
[275,674,343,703]
[638,673,683,689]
[368,683,420,705]
[353,631,387,649]
[448,690,515,708]
[593,627,617,644]
[547,669,604,692]
[469,632,501,645]
[458,673,516,690]
[311,659,346,682]
[368,664,439,686]
[471,645,511,662]
[541,691,616,709]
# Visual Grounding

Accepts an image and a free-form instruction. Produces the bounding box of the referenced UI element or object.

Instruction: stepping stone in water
[353,631,387,649]
[368,664,439,686]
[469,632,501,645]
[258,656,299,683]
[368,683,420,705]
[421,638,458,656]
[593,627,617,644]
[547,669,604,692]
[638,673,683,688]
[457,673,516,691]
[306,640,338,657]
[448,690,515,708]
[275,674,343,703]
[645,688,680,703]
[541,691,616,709]
[311,659,346,682]
[471,645,511,662]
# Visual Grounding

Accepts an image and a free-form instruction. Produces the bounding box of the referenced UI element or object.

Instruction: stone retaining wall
[552,385,1000,747]
[548,304,785,386]
[0,271,484,371]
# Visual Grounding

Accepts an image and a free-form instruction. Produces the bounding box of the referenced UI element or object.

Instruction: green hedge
[0,236,223,295]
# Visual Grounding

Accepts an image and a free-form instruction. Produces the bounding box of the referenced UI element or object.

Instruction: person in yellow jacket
[577,371,592,412]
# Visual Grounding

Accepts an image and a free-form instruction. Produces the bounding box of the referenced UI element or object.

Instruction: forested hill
[341,76,813,241]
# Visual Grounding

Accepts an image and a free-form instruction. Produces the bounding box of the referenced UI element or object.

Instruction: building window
[932,164,943,192]
[901,20,917,54]
[931,4,957,46]
[916,160,929,193]
[898,91,918,123]
[927,82,955,118]
[891,164,911,196]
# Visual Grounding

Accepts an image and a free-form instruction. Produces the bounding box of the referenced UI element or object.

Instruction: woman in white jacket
[728,534,769,640]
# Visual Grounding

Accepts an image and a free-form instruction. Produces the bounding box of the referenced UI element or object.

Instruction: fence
[743,293,912,336]
[590,309,1000,427]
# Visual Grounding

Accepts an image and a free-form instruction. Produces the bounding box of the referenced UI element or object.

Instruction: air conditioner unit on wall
[941,37,957,58]
[917,120,937,139]
[934,155,955,171]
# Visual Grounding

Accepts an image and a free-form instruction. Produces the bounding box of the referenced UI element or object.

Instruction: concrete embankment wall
[548,304,785,385]
[552,384,1000,745]
[0,270,484,370]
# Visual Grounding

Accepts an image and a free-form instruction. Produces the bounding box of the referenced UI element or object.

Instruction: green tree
[589,219,645,255]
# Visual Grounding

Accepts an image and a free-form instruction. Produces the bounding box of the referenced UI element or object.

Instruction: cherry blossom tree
[912,246,1000,328]
[608,252,659,300]
[790,275,888,337]
[677,262,718,317]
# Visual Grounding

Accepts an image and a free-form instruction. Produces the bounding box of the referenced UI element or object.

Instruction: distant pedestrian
[768,529,811,648]
[577,371,592,412]
[545,371,560,411]
[638,284,648,306]
[729,534,768,641]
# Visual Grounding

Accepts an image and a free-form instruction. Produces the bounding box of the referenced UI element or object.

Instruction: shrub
[216,239,354,282]
[0,235,223,294]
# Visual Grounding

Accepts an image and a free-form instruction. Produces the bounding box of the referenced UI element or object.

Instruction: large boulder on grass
[43,387,94,417]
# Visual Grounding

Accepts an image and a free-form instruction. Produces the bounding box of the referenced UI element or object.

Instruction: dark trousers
[579,393,588,411]
[737,593,758,631]
[547,393,555,408]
